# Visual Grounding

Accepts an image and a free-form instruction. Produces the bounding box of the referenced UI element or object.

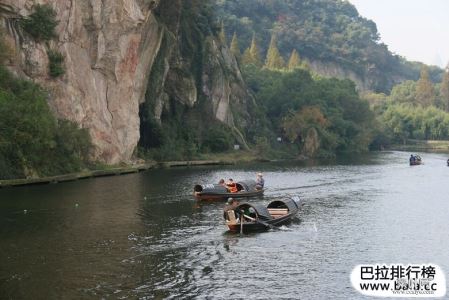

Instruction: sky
[349,0,449,68]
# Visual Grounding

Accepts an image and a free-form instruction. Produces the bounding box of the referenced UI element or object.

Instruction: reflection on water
[1,151,449,299]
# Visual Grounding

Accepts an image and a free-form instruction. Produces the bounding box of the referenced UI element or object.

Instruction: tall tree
[415,66,435,107]
[241,33,262,66]
[219,21,227,45]
[265,34,285,69]
[440,68,449,111]
[241,48,253,65]
[230,32,241,60]
[288,49,301,70]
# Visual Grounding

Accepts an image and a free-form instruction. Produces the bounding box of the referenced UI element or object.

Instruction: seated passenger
[218,179,226,186]
[226,178,238,193]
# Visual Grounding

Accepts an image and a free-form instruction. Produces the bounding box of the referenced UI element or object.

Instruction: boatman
[223,198,240,220]
[255,172,264,190]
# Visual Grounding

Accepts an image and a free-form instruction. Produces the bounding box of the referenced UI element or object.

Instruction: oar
[243,214,279,231]
[240,213,244,235]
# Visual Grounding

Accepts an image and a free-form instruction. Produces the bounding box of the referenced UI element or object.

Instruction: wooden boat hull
[227,211,297,233]
[410,161,422,166]
[226,198,301,233]
[195,189,264,201]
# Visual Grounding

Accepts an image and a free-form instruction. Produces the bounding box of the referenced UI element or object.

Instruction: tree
[389,80,417,104]
[265,34,285,69]
[282,106,328,143]
[219,21,227,45]
[415,66,435,107]
[230,32,241,60]
[440,68,449,111]
[287,49,301,70]
[0,66,91,179]
[241,33,262,66]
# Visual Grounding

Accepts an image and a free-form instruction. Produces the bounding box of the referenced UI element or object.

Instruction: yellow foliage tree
[282,106,328,143]
[287,49,301,70]
[440,68,449,111]
[230,32,241,60]
[415,66,435,107]
[241,33,262,67]
[265,34,285,69]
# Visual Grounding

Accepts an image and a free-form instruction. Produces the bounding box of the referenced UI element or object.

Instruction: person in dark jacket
[255,173,264,189]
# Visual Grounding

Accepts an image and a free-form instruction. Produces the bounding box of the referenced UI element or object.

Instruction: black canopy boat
[409,154,422,166]
[224,197,301,233]
[194,180,264,201]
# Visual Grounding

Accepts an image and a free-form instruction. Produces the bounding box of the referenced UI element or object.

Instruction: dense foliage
[47,50,65,78]
[382,104,449,142]
[214,0,443,92]
[366,68,449,145]
[0,66,91,179]
[20,4,58,41]
[243,65,375,156]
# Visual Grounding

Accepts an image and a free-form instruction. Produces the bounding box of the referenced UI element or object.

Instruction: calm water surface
[1,151,449,299]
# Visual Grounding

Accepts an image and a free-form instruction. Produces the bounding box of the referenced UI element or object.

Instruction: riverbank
[0,160,235,188]
[388,139,449,153]
[0,149,300,188]
[0,148,279,188]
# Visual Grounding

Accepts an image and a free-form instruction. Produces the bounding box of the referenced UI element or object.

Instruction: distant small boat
[224,197,301,233]
[410,155,422,166]
[194,180,264,201]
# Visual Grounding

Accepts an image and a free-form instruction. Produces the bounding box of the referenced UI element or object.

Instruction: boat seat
[268,208,288,213]
[268,208,289,218]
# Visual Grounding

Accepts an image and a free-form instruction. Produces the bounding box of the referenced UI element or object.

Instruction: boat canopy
[236,203,273,221]
[236,180,258,192]
[267,198,299,212]
[194,179,259,193]
[194,184,228,193]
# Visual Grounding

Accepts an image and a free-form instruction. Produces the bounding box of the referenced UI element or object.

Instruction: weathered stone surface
[1,0,255,163]
[1,0,163,164]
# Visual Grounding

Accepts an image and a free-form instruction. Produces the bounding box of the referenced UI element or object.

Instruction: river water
[1,151,448,299]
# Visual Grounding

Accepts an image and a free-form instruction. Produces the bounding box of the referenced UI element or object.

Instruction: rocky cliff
[0,0,254,163]
[305,58,408,93]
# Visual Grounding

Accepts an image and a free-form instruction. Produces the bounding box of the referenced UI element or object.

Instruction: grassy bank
[0,155,257,188]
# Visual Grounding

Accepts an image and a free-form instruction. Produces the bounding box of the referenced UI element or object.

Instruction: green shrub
[47,50,65,77]
[52,120,91,173]
[202,124,234,153]
[21,4,58,41]
[0,66,91,179]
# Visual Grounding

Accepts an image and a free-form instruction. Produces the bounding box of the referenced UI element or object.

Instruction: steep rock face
[305,58,407,92]
[140,1,255,150]
[1,0,254,163]
[1,0,163,164]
